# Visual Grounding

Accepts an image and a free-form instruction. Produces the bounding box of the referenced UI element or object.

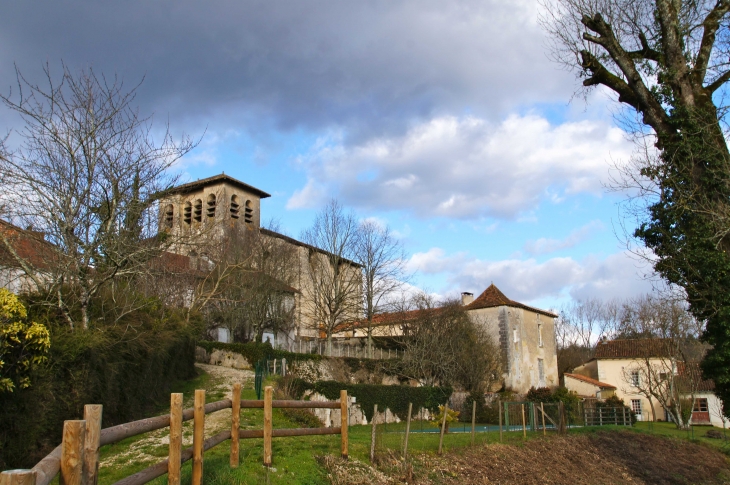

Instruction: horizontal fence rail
[584,406,632,427]
[4,386,348,485]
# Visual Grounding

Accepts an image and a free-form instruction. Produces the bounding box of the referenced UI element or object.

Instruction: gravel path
[100,363,254,468]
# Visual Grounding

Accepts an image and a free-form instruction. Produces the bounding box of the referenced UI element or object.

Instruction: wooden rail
[1,385,348,485]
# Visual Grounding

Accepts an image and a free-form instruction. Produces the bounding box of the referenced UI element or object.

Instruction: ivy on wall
[286,378,451,421]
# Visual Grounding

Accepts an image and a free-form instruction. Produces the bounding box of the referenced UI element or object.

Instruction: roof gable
[166,174,271,199]
[465,283,557,318]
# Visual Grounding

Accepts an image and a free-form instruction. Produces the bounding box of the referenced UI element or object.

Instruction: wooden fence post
[558,401,566,434]
[61,420,86,485]
[231,383,241,468]
[169,393,183,485]
[438,403,449,455]
[0,470,36,485]
[498,399,503,443]
[403,402,412,461]
[264,386,273,467]
[83,405,102,485]
[471,400,476,446]
[370,404,378,463]
[193,389,205,485]
[340,390,349,459]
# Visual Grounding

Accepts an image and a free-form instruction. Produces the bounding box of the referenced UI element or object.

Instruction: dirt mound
[411,431,730,485]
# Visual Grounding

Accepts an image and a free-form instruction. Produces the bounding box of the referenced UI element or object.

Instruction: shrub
[526,386,553,403]
[0,300,202,469]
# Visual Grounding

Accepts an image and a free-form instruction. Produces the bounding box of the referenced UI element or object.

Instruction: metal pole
[498,400,503,442]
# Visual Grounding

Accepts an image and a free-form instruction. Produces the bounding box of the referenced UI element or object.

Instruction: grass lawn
[90,365,730,485]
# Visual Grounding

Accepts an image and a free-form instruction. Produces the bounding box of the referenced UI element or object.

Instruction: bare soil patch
[409,431,730,485]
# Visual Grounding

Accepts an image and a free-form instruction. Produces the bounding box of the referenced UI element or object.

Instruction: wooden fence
[0,385,348,485]
[583,406,632,427]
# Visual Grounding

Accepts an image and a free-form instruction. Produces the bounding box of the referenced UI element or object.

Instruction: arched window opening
[183,201,192,225]
[244,200,253,224]
[230,194,240,219]
[207,193,216,218]
[193,199,203,222]
[163,204,174,229]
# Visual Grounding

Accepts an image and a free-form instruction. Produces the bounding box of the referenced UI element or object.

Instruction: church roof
[465,283,558,318]
[166,174,271,199]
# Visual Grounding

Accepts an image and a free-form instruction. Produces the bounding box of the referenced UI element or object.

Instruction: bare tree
[355,220,409,358]
[0,65,197,329]
[557,298,620,375]
[540,0,730,416]
[206,223,299,343]
[401,294,502,392]
[301,200,362,356]
[618,295,706,427]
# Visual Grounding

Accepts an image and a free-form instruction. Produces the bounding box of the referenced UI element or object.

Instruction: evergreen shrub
[0,302,202,469]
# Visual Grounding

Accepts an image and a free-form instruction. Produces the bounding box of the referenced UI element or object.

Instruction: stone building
[461,284,559,394]
[157,173,363,347]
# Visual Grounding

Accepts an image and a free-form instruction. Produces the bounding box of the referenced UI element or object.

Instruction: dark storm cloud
[0,0,573,138]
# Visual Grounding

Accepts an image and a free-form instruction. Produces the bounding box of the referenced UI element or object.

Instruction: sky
[0,0,658,311]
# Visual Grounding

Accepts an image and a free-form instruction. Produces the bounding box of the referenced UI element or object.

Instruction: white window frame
[631,399,642,417]
[538,322,543,347]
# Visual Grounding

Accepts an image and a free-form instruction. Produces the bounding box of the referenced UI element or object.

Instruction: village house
[335,283,560,394]
[567,339,729,426]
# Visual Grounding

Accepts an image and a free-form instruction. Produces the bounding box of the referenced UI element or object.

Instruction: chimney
[461,292,474,306]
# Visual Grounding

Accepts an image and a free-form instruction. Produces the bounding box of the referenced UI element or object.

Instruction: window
[631,370,640,387]
[538,359,545,386]
[244,200,253,224]
[230,194,240,219]
[193,199,203,222]
[206,193,216,218]
[631,399,642,415]
[538,322,543,347]
[163,204,174,228]
[183,201,192,225]
[513,328,519,343]
[694,398,709,413]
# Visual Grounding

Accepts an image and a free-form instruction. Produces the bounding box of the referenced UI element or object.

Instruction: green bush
[0,301,202,469]
[308,381,452,421]
[526,386,553,403]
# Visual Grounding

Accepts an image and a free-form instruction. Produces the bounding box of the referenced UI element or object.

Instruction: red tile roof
[564,373,616,389]
[676,362,715,393]
[594,338,674,359]
[0,219,57,270]
[465,283,558,318]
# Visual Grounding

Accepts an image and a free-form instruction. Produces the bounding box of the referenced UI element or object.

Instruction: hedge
[0,306,202,469]
[285,378,452,421]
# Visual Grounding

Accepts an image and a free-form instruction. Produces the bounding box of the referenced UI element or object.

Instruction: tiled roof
[465,283,558,318]
[165,174,271,199]
[594,338,674,359]
[564,373,616,390]
[676,362,715,393]
[0,220,57,270]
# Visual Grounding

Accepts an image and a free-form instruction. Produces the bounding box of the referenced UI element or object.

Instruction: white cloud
[288,114,634,219]
[524,220,605,255]
[408,248,654,304]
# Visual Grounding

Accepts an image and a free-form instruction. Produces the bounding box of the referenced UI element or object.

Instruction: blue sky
[0,0,657,311]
